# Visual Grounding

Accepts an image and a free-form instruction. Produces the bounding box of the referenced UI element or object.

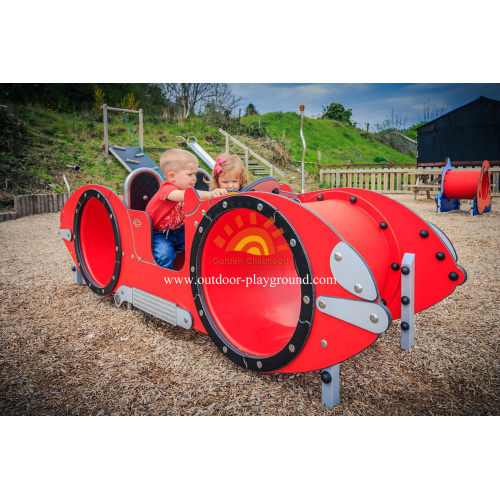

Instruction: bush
[373,155,388,163]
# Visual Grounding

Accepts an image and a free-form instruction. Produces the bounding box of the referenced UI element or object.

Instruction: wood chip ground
[1,195,498,415]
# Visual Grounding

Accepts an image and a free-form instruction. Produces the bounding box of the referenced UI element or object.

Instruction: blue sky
[230,83,500,131]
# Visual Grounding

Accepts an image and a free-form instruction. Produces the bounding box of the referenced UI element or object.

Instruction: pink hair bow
[214,156,226,174]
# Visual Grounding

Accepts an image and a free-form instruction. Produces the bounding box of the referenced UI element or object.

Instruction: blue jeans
[152,226,185,269]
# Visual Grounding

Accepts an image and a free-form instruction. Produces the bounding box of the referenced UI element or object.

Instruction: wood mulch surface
[0,195,498,415]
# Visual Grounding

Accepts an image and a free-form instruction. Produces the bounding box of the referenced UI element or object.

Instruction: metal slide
[176,136,215,171]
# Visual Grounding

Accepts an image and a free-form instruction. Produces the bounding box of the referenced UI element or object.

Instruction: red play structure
[59,170,466,407]
[436,159,492,216]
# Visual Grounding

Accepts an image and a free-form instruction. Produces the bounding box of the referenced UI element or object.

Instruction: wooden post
[238,108,241,120]
[366,123,369,132]
[14,197,21,218]
[139,108,144,150]
[225,135,229,153]
[318,151,321,165]
[347,160,350,170]
[258,117,261,128]
[103,104,109,155]
[245,148,249,170]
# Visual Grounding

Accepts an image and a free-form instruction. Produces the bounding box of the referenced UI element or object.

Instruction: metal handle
[299,105,306,194]
[63,165,80,195]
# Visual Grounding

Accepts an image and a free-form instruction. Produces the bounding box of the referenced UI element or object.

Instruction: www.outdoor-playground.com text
[164,275,337,288]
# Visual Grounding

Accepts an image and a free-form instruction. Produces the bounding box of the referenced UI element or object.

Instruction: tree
[160,83,243,118]
[244,103,259,116]
[321,102,353,124]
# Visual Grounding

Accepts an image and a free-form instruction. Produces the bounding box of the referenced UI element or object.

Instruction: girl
[209,153,248,192]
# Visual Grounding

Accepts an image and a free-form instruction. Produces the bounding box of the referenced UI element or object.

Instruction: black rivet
[401,266,410,275]
[317,194,324,201]
[436,252,446,261]
[401,322,410,331]
[420,229,429,238]
[71,265,76,272]
[401,296,410,305]
[381,299,387,306]
[321,371,332,384]
[449,272,459,281]
[349,196,357,203]
[391,262,400,271]
[380,221,388,230]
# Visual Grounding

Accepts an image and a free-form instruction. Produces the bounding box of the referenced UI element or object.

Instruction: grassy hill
[0,106,416,211]
[242,111,416,165]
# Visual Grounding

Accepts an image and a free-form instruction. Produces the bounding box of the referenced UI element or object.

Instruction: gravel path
[1,195,498,415]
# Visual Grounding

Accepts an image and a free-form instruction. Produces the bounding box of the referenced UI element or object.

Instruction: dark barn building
[416,96,500,164]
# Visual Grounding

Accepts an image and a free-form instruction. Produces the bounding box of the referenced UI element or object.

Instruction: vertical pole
[258,117,261,128]
[322,364,340,409]
[299,105,306,194]
[318,150,321,165]
[283,130,285,141]
[401,253,415,350]
[245,148,249,171]
[103,104,109,155]
[139,108,144,150]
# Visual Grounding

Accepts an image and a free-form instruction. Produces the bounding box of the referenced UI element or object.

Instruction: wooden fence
[0,193,70,222]
[320,166,500,196]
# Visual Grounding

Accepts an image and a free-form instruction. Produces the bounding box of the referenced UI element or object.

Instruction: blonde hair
[209,153,248,190]
[159,149,199,177]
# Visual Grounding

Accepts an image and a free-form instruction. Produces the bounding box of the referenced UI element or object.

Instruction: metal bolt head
[199,310,204,317]
[320,340,328,348]
[303,296,310,304]
[401,266,410,275]
[198,226,203,233]
[370,313,379,323]
[436,251,446,261]
[256,361,262,369]
[257,203,263,211]
[194,221,198,227]
[222,346,227,354]
[318,300,326,309]
[401,296,410,305]
[222,201,228,208]
[354,283,363,293]
[401,321,410,331]
[191,266,195,273]
[115,246,118,251]
[184,317,188,324]
[334,252,342,261]
[290,239,296,247]
[201,210,206,216]
[289,344,295,353]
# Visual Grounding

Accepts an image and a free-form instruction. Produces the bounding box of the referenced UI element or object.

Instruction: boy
[146,149,226,269]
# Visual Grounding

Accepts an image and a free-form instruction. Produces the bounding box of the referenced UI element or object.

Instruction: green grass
[241,111,416,165]
[0,106,416,211]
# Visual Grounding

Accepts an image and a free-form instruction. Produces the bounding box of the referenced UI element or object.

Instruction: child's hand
[211,188,227,198]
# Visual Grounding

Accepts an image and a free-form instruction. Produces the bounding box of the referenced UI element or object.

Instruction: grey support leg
[73,266,83,285]
[321,364,340,409]
[400,253,415,350]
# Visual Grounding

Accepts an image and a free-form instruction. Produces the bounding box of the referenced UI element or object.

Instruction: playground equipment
[58,171,466,408]
[59,105,466,408]
[436,159,492,216]
[102,105,211,191]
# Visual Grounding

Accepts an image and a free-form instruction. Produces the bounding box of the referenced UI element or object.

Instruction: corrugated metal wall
[417,97,500,164]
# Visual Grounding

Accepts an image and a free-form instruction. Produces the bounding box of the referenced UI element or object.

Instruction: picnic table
[403,168,442,200]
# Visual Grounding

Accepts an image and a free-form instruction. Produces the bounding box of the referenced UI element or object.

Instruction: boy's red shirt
[145,181,184,231]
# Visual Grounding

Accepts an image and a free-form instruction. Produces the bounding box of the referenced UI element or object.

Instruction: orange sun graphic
[211,212,289,256]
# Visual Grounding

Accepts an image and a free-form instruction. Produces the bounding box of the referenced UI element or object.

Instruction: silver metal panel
[114,286,193,330]
[58,228,73,241]
[401,253,415,350]
[329,242,378,301]
[74,267,83,285]
[316,296,391,335]
[322,364,340,409]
